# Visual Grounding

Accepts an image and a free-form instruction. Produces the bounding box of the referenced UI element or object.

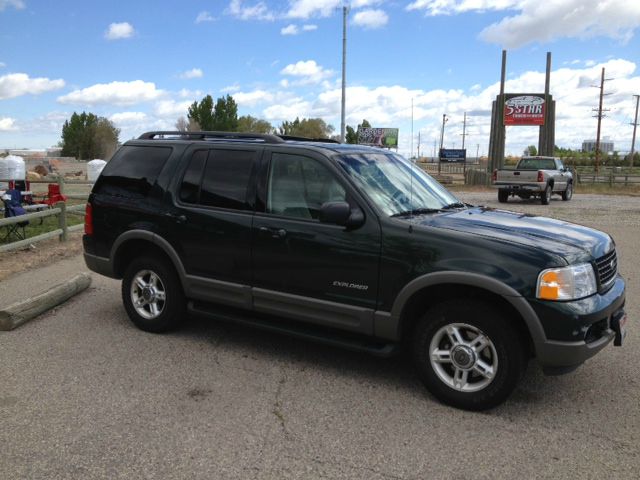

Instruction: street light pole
[631,94,639,168]
[340,6,348,143]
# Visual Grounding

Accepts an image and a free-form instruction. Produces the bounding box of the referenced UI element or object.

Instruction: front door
[251,150,381,334]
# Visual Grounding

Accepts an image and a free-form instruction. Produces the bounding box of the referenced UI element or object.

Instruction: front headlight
[536,263,597,301]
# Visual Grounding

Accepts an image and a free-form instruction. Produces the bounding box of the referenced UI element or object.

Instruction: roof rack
[278,135,340,144]
[138,131,341,145]
[138,131,285,144]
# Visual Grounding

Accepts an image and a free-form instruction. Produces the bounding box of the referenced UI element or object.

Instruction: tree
[345,119,372,144]
[213,94,238,131]
[175,116,200,132]
[188,95,215,130]
[187,94,238,131]
[524,145,537,156]
[278,117,334,138]
[237,115,273,134]
[60,112,119,159]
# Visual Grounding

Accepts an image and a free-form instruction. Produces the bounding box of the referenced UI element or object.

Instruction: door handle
[258,226,287,239]
[165,213,187,224]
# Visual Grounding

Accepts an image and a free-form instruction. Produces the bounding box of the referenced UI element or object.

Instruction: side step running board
[187,301,399,358]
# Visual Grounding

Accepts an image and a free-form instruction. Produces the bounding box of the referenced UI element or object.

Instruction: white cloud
[57,80,164,106]
[302,24,318,31]
[153,99,192,118]
[234,89,274,107]
[109,112,148,125]
[177,88,203,99]
[221,84,241,93]
[286,0,383,19]
[0,62,6,68]
[352,9,388,29]
[0,117,17,131]
[280,60,334,85]
[406,0,640,49]
[0,73,65,100]
[226,0,275,21]
[0,0,25,11]
[179,68,203,79]
[281,24,299,35]
[195,11,215,23]
[105,22,135,40]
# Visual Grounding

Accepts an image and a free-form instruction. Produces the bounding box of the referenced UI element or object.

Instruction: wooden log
[0,273,91,331]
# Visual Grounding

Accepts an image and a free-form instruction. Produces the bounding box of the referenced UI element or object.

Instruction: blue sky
[1,0,640,157]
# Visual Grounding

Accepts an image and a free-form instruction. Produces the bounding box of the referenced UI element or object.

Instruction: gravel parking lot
[1,190,638,479]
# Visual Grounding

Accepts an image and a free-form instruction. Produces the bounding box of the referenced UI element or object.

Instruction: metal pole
[438,114,447,175]
[595,67,605,174]
[340,6,348,143]
[630,94,639,167]
[461,112,467,149]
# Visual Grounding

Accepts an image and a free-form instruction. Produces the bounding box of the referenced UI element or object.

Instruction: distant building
[582,137,614,153]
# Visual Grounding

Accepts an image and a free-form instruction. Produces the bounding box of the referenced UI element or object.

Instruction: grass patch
[1,210,84,245]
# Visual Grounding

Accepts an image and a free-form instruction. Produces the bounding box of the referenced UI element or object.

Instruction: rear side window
[95,145,172,197]
[179,149,256,211]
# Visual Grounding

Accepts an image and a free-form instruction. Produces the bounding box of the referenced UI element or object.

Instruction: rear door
[168,145,260,308]
[251,149,381,334]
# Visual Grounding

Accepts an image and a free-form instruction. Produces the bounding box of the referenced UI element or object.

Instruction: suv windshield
[336,152,462,216]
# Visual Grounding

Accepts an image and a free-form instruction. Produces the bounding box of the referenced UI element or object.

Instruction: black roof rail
[138,131,285,144]
[278,135,341,144]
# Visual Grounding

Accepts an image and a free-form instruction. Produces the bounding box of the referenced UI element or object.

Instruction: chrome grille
[595,249,617,289]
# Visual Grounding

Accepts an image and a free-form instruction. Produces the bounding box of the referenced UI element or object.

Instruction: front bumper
[530,276,626,370]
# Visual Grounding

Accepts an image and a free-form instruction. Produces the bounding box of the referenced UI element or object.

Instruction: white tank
[0,155,26,188]
[87,159,107,182]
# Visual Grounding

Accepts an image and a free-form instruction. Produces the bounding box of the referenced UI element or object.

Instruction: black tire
[122,255,185,333]
[540,184,552,205]
[411,299,526,411]
[497,189,509,203]
[562,182,573,201]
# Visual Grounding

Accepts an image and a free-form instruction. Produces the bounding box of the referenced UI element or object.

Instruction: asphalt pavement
[0,191,638,479]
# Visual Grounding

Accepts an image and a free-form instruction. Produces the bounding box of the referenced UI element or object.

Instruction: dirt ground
[0,231,83,282]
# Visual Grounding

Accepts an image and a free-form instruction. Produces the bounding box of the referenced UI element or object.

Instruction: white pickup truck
[492,156,573,205]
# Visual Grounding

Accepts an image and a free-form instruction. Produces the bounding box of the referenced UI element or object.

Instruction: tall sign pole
[340,6,348,143]
[630,94,639,167]
[594,68,606,174]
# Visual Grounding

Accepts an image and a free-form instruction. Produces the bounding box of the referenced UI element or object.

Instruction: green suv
[83,131,627,410]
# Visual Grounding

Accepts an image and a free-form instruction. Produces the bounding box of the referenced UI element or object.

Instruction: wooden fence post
[57,201,67,242]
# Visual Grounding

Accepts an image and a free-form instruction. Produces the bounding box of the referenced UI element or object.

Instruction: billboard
[357,127,399,148]
[503,94,545,126]
[439,148,466,163]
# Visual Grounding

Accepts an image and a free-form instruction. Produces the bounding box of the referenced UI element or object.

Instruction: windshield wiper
[441,202,467,210]
[390,208,444,218]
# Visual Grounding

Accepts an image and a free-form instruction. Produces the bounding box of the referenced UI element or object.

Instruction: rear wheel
[411,299,527,411]
[497,189,509,203]
[540,184,552,205]
[122,256,185,333]
[562,182,573,201]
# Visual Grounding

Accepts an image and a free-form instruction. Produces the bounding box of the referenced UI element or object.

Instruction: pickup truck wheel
[122,256,185,333]
[540,184,552,205]
[562,182,573,201]
[498,189,509,203]
[411,299,526,411]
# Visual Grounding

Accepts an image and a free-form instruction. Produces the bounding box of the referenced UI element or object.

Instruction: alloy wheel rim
[130,269,166,320]
[429,322,498,392]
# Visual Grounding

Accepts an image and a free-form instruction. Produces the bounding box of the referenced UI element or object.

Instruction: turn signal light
[84,203,93,235]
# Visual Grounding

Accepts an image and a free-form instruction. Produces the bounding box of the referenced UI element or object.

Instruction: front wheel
[411,299,527,411]
[562,182,573,201]
[122,255,185,333]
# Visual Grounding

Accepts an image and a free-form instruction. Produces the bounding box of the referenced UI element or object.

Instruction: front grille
[595,249,617,290]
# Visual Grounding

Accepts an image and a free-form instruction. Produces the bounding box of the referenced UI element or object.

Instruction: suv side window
[96,145,172,197]
[179,149,256,211]
[267,153,346,220]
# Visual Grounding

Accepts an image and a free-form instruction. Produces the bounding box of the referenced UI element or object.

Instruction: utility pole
[340,5,349,143]
[438,114,448,175]
[593,67,612,174]
[630,94,639,168]
[460,112,467,149]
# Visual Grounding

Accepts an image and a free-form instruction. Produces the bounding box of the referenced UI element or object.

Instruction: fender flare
[385,271,546,350]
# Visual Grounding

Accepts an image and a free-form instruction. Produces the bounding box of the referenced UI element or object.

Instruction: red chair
[37,183,68,206]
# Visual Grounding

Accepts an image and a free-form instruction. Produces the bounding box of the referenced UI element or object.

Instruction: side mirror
[319,202,364,228]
